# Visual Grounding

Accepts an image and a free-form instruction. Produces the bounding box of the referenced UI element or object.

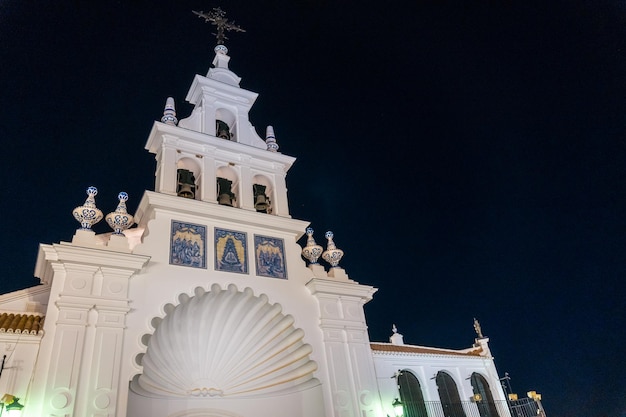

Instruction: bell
[218,193,233,206]
[216,119,231,140]
[254,194,269,212]
[253,183,270,213]
[177,184,195,199]
[217,177,236,206]
[177,168,196,199]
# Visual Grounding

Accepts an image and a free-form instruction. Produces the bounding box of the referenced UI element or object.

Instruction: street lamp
[392,398,404,417]
[527,391,545,417]
[0,394,24,416]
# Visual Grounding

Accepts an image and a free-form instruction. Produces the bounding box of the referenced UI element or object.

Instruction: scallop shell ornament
[135,284,318,398]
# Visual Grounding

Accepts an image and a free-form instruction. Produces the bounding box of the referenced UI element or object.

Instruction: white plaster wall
[126,384,325,417]
[373,352,509,415]
[0,336,41,404]
[119,203,332,416]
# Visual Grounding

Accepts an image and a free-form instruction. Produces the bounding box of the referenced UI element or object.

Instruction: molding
[35,243,150,276]
[145,122,295,170]
[305,278,378,302]
[134,191,310,237]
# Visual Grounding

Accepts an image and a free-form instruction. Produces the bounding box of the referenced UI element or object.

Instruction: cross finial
[193,8,245,45]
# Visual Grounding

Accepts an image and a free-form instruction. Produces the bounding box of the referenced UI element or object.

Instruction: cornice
[306,278,378,302]
[145,121,296,171]
[36,243,150,273]
[134,191,310,238]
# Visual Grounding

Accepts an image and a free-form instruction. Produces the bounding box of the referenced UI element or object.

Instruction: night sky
[1,1,625,416]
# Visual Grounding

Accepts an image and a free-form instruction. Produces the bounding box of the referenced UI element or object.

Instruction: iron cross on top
[193,8,246,45]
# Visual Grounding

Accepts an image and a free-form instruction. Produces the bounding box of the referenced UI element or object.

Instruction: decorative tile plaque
[170,221,206,268]
[215,228,248,274]
[254,235,287,279]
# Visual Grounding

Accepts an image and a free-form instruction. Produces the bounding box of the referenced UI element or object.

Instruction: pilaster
[306,278,382,417]
[29,243,149,417]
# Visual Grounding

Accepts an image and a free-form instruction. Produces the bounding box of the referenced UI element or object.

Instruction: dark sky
[1,1,625,416]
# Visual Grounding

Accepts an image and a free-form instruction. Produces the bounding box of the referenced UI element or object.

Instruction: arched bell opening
[251,174,273,214]
[176,158,201,200]
[216,166,239,208]
[215,108,236,141]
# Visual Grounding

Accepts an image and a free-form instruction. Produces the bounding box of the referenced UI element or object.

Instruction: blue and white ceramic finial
[301,227,323,265]
[322,231,344,268]
[72,186,103,230]
[105,192,134,235]
[161,97,178,126]
[265,126,279,152]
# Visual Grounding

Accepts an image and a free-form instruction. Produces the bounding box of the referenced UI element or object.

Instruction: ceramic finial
[105,192,134,235]
[161,97,178,125]
[301,227,323,265]
[265,125,279,152]
[72,186,103,230]
[322,231,344,268]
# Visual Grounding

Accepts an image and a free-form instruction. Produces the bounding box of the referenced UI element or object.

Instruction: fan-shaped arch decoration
[134,283,318,398]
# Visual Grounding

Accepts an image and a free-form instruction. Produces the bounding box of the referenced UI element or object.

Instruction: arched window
[397,370,428,417]
[436,371,467,417]
[470,373,500,417]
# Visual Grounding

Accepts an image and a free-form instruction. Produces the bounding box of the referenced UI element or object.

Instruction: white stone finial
[161,97,177,125]
[212,45,231,69]
[105,192,134,236]
[322,231,344,268]
[265,125,279,152]
[72,186,103,230]
[390,324,404,345]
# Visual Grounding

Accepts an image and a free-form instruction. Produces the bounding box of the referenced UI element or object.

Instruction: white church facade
[0,12,544,417]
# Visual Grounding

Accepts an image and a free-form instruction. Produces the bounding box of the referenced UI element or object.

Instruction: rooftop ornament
[473,317,484,339]
[301,228,323,265]
[322,231,344,268]
[105,192,134,236]
[193,7,245,54]
[72,186,103,230]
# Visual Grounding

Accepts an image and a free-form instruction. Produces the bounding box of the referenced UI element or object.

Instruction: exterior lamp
[527,391,542,401]
[508,393,518,401]
[471,393,482,402]
[392,398,404,417]
[527,390,546,417]
[0,394,24,416]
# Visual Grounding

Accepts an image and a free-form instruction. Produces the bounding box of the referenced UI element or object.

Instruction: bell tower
[145,11,293,217]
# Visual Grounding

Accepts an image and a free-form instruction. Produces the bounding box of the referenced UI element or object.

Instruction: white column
[156,139,178,196]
